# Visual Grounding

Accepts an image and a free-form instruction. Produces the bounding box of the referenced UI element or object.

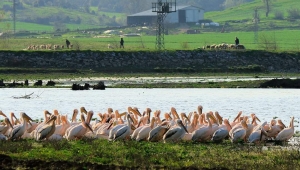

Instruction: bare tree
[262,0,272,17]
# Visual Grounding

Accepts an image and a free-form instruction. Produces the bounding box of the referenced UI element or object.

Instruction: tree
[262,0,272,17]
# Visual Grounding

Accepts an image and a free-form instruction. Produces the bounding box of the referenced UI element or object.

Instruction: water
[1,88,299,131]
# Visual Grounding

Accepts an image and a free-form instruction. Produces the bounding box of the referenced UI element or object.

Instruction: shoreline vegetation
[1,139,300,170]
[0,69,300,88]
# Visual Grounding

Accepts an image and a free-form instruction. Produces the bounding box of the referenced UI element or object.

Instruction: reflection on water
[1,88,299,130]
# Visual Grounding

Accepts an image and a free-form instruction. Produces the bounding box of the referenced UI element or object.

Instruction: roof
[128,5,204,17]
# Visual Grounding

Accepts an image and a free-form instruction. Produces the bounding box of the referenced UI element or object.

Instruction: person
[235,37,239,46]
[120,38,124,48]
[66,39,70,49]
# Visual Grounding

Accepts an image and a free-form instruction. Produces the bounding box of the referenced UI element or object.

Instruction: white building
[127,5,204,26]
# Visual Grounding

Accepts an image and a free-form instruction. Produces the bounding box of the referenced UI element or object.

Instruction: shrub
[287,8,300,19]
[274,10,284,20]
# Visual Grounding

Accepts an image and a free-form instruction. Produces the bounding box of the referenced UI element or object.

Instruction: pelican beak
[208,114,218,124]
[23,113,33,126]
[5,118,14,129]
[0,111,7,117]
[171,107,180,119]
[233,111,242,122]
[45,110,52,115]
[45,115,56,124]
[84,122,94,133]
[179,120,189,133]
[127,114,134,123]
[131,107,141,117]
[137,118,143,128]
[131,124,136,130]
[107,122,114,130]
[215,112,223,123]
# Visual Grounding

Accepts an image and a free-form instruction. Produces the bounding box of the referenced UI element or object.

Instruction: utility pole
[253,8,259,44]
[152,0,176,50]
[13,0,16,34]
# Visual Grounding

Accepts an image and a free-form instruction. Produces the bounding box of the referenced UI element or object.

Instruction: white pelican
[53,115,70,136]
[113,114,134,141]
[275,117,294,142]
[230,120,248,143]
[163,119,188,143]
[0,118,13,135]
[131,116,148,140]
[35,115,57,141]
[191,113,215,142]
[148,121,170,142]
[65,112,94,140]
[8,112,32,141]
[266,119,286,138]
[211,119,232,142]
[248,121,268,144]
[136,117,156,141]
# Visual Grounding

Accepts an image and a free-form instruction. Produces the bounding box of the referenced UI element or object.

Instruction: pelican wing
[114,126,129,140]
[36,125,53,141]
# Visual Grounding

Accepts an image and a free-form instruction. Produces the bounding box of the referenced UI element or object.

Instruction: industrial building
[127,5,204,26]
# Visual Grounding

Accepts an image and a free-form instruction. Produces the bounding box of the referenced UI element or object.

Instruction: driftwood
[12,91,44,99]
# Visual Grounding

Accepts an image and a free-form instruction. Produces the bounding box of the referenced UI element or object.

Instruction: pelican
[211,119,232,142]
[266,119,286,138]
[191,113,215,142]
[0,118,13,135]
[230,120,248,143]
[65,112,94,140]
[35,115,57,141]
[136,117,156,141]
[163,119,188,143]
[131,116,148,140]
[148,121,170,142]
[113,114,134,141]
[8,112,32,140]
[230,111,242,127]
[248,121,268,144]
[275,117,294,142]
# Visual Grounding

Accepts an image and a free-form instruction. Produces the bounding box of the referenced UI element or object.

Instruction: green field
[1,29,300,51]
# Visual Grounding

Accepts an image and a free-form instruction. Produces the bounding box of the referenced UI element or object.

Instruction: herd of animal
[24,44,73,50]
[0,106,295,144]
[203,43,246,50]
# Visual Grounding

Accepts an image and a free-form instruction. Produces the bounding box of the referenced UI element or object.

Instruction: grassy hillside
[206,0,300,21]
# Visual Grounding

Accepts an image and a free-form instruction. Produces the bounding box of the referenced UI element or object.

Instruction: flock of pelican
[0,106,295,144]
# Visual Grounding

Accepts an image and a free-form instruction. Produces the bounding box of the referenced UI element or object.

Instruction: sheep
[69,44,73,49]
[107,44,114,49]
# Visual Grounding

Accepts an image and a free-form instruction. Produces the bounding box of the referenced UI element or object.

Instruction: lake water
[1,88,299,131]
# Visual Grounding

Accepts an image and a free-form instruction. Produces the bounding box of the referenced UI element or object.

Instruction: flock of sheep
[203,43,246,50]
[24,44,73,50]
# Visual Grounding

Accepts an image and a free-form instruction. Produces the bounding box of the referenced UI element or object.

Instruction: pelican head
[45,115,57,124]
[180,113,190,123]
[107,108,113,114]
[80,107,88,115]
[21,112,33,125]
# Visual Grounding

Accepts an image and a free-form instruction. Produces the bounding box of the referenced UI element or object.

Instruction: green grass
[205,0,300,22]
[0,139,299,169]
[1,29,300,51]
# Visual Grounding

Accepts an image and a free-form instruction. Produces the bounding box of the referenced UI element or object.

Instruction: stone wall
[0,50,299,72]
